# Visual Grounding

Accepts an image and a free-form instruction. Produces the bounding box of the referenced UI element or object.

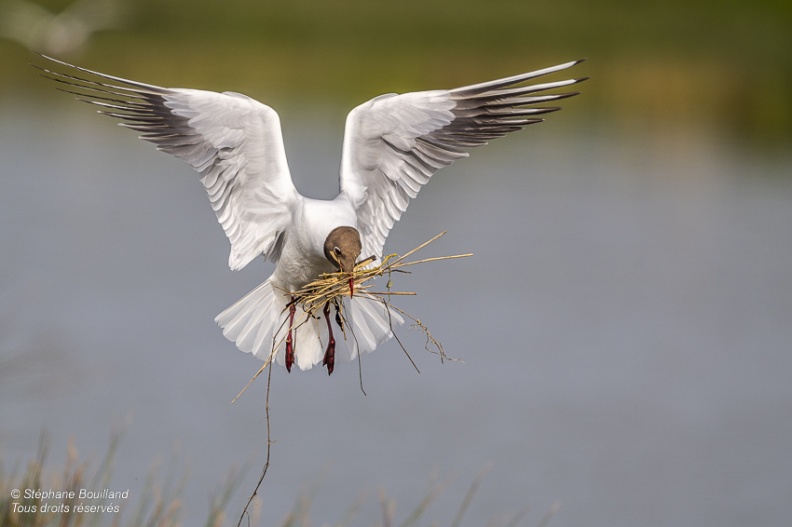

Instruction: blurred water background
[1,1,791,526]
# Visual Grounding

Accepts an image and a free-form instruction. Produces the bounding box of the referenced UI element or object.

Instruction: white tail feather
[215,278,404,371]
[347,294,402,355]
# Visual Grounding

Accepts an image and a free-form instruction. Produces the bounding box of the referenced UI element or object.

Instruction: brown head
[323,226,362,296]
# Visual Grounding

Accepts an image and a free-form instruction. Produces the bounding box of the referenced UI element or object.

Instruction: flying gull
[39,56,586,374]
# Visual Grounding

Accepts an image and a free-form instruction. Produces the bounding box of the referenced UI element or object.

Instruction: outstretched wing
[39,56,300,271]
[339,60,586,260]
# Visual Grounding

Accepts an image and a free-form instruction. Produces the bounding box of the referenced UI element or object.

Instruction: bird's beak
[341,257,356,297]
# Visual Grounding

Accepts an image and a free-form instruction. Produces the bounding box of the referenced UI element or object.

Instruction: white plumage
[40,56,585,373]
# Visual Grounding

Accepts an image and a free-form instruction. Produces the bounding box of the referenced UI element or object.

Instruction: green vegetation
[0,433,237,527]
[0,0,792,142]
[1,435,542,527]
[1,0,791,144]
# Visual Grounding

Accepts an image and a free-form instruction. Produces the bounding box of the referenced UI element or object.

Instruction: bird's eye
[334,247,342,256]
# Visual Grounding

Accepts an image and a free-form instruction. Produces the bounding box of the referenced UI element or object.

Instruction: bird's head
[323,226,362,296]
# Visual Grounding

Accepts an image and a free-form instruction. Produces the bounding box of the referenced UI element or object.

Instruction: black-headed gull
[40,56,585,374]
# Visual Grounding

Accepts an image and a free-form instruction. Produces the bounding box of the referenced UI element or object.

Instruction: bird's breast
[274,239,334,292]
[272,197,357,292]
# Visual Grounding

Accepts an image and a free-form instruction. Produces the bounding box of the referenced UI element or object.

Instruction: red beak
[349,277,355,297]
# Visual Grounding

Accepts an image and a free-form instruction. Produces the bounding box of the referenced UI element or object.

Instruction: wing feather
[38,56,299,270]
[340,60,586,259]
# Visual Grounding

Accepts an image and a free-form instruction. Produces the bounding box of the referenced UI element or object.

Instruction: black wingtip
[550,91,582,101]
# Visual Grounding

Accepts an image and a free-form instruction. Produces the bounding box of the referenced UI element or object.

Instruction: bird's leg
[322,302,336,375]
[285,296,296,373]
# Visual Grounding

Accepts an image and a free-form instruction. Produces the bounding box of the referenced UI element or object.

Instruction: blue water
[2,98,792,527]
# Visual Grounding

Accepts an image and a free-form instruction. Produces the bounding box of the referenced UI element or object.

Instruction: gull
[39,56,585,374]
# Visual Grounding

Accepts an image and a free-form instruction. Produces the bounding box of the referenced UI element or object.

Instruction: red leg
[322,302,336,375]
[285,297,296,372]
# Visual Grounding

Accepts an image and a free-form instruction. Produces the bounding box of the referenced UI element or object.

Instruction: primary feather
[340,60,585,260]
[40,57,298,270]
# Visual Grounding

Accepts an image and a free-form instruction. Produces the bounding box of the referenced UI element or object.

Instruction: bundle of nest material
[232,232,470,400]
[292,231,471,325]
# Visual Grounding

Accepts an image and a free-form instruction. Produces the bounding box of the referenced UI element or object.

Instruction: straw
[232,232,471,401]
